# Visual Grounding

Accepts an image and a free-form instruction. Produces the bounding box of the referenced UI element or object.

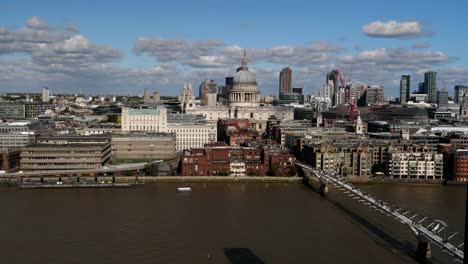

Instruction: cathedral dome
[234,70,257,85]
[229,50,261,108]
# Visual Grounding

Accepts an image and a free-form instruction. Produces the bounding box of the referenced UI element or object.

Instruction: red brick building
[450,149,468,182]
[218,119,256,145]
[180,144,295,176]
[1,149,21,171]
[225,128,259,146]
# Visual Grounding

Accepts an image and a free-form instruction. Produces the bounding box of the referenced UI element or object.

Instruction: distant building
[410,93,428,103]
[460,96,468,121]
[400,75,410,104]
[111,133,176,162]
[199,80,218,105]
[326,70,339,106]
[166,113,217,151]
[348,82,368,104]
[279,67,292,95]
[24,102,54,118]
[0,131,35,150]
[302,142,372,177]
[387,152,443,180]
[180,145,295,176]
[206,93,217,107]
[292,87,303,95]
[1,149,21,171]
[273,93,304,106]
[20,136,111,171]
[454,85,468,104]
[121,105,168,133]
[76,124,122,136]
[437,90,449,108]
[293,107,315,121]
[41,87,49,103]
[153,92,160,103]
[418,82,425,94]
[0,102,25,119]
[450,149,468,182]
[365,86,384,106]
[143,88,151,103]
[424,71,437,103]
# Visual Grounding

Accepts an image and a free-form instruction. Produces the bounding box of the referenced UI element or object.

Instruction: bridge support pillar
[319,182,329,195]
[416,235,431,263]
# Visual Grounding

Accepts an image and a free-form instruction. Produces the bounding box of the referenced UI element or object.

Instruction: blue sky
[1,0,467,97]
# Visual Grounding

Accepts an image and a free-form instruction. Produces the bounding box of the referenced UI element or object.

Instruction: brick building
[180,144,295,176]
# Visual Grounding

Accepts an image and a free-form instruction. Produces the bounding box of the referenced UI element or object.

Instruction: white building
[41,87,50,103]
[121,105,216,151]
[387,152,443,180]
[167,122,216,151]
[121,105,167,133]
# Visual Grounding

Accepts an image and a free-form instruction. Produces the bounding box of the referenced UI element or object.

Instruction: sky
[0,0,467,97]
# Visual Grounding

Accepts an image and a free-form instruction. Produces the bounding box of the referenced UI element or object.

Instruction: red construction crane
[335,68,355,122]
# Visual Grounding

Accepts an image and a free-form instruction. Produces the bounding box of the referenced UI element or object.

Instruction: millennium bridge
[295,161,465,263]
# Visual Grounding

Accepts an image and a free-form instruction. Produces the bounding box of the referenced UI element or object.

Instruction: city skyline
[1,0,467,97]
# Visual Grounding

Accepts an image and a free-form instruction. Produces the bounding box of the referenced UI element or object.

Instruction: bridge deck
[295,161,464,261]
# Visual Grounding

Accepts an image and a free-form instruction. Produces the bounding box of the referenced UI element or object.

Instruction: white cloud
[0,19,463,97]
[339,48,450,71]
[25,16,49,30]
[134,37,342,67]
[65,23,80,33]
[362,20,423,38]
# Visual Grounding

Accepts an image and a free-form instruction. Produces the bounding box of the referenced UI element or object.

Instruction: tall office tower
[454,85,468,104]
[326,70,339,106]
[400,75,410,104]
[424,71,437,103]
[279,67,292,95]
[143,88,151,103]
[418,82,425,94]
[437,90,448,108]
[41,87,49,102]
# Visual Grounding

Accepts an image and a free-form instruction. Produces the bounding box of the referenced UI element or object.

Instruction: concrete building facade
[20,142,111,171]
[111,133,176,162]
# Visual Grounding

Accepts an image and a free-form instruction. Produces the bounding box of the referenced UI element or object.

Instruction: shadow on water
[223,248,265,264]
[300,178,420,262]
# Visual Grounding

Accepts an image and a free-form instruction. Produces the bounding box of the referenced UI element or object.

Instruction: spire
[241,49,248,70]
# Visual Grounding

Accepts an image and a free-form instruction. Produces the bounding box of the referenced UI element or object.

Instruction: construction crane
[335,68,356,122]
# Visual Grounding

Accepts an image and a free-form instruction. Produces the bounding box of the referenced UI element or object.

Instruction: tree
[287,167,297,176]
[107,114,119,123]
[143,164,157,176]
[268,164,279,176]
[218,170,229,176]
[247,170,259,176]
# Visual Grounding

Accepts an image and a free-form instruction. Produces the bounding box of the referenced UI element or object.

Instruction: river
[0,183,464,263]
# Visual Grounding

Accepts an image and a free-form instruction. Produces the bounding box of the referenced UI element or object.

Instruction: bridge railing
[295,161,464,261]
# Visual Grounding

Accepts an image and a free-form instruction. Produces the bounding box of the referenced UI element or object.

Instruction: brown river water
[0,182,465,263]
